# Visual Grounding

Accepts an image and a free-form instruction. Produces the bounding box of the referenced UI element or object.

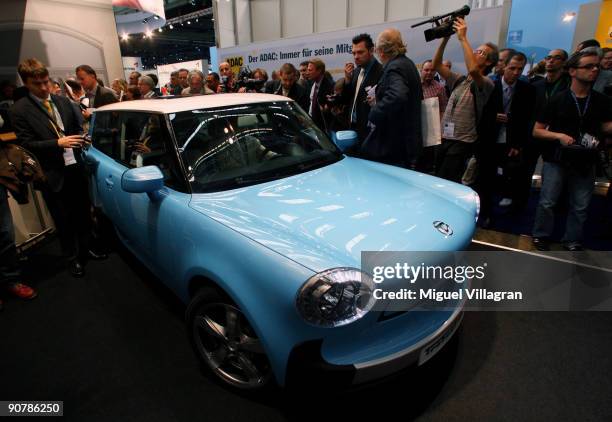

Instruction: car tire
[186,286,273,390]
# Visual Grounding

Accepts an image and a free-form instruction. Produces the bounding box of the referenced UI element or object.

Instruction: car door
[88,111,191,280]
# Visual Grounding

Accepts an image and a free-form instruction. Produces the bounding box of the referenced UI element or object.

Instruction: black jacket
[307,77,335,132]
[340,59,383,141]
[92,85,118,108]
[363,55,422,167]
[273,81,310,111]
[10,94,83,192]
[478,78,536,151]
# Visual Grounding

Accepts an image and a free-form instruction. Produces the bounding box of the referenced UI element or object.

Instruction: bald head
[219,62,233,79]
[376,28,406,64]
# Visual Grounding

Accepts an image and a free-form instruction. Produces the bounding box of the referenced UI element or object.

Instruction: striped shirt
[422,80,448,116]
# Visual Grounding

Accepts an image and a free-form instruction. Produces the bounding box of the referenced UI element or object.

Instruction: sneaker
[6,283,38,300]
[563,242,584,252]
[498,198,513,207]
[532,237,550,251]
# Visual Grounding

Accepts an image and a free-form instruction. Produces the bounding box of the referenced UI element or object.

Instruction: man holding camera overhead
[432,17,498,183]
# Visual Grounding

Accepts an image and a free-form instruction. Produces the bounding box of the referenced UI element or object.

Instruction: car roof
[95,93,293,114]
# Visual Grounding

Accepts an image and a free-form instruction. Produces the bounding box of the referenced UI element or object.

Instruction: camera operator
[432,17,498,183]
[218,62,238,93]
[272,63,309,110]
[339,33,383,143]
[361,28,422,168]
[531,50,612,251]
[237,68,268,93]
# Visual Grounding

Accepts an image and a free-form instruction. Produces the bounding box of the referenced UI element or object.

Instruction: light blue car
[86,94,478,390]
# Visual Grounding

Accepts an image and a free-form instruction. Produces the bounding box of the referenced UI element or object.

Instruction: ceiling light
[146,30,153,37]
[121,33,129,41]
[169,24,174,29]
[153,15,159,20]
[158,27,163,32]
[187,20,191,24]
[562,12,576,22]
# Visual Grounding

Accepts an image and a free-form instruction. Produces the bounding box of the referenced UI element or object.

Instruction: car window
[92,111,187,192]
[170,101,342,193]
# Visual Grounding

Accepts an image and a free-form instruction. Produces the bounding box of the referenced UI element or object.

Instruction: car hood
[189,157,478,273]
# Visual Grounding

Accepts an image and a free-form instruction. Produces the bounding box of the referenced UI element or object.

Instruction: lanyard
[570,91,591,138]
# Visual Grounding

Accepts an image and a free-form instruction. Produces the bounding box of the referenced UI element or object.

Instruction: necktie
[503,85,512,112]
[351,68,365,123]
[311,83,319,116]
[42,99,54,118]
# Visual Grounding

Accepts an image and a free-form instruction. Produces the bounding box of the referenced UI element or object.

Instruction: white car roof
[95,93,293,114]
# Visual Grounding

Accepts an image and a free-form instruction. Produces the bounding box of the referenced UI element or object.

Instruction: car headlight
[296,268,376,327]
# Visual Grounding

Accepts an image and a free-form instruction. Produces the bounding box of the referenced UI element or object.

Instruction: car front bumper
[285,307,464,387]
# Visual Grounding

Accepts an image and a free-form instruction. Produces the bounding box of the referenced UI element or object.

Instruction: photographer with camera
[432,17,498,183]
[218,62,238,93]
[531,50,612,251]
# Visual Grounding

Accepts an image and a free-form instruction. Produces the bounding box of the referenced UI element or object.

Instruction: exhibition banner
[156,59,208,92]
[122,56,144,81]
[218,7,503,79]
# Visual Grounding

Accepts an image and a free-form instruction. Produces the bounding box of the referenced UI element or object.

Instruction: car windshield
[170,101,343,193]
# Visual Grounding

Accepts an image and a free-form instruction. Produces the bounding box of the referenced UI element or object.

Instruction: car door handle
[105,176,114,189]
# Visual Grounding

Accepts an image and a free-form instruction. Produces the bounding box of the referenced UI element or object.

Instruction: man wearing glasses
[532,51,612,251]
[518,49,571,210]
[432,17,498,182]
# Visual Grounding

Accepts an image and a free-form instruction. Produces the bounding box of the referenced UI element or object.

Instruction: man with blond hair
[307,58,334,131]
[362,28,422,168]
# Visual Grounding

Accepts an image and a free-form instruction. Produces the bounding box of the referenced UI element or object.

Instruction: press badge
[443,122,455,138]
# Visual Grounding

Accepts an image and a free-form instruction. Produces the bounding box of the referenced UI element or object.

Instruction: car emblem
[433,221,453,236]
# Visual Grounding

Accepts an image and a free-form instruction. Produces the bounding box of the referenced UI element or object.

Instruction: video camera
[411,5,470,42]
[235,66,266,92]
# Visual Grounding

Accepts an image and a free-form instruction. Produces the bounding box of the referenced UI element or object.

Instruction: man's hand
[366,94,376,106]
[237,87,247,93]
[344,62,354,81]
[508,148,520,157]
[453,17,468,42]
[557,134,575,146]
[496,113,508,124]
[58,135,85,149]
[82,109,92,120]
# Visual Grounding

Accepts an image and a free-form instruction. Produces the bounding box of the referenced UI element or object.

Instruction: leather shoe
[71,260,85,278]
[564,242,584,252]
[88,249,108,260]
[532,237,550,251]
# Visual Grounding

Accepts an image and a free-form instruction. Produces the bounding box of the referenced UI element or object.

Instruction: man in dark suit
[76,64,117,120]
[476,52,536,222]
[11,59,92,277]
[272,63,309,111]
[363,29,422,168]
[306,59,334,132]
[340,33,383,144]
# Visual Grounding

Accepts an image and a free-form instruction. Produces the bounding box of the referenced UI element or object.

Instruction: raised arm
[432,37,452,81]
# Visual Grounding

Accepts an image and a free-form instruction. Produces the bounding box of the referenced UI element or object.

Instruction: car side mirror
[121,165,164,200]
[332,130,358,153]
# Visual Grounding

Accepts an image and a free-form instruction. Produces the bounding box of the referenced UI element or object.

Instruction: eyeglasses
[545,55,564,61]
[574,63,600,70]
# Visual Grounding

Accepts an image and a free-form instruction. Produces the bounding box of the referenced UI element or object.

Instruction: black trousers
[42,164,91,261]
[435,139,473,183]
[476,144,522,219]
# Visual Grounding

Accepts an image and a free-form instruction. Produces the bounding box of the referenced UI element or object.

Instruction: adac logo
[225,56,244,75]
[433,221,453,236]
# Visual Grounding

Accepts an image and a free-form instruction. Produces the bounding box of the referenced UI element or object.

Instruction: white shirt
[496,78,516,144]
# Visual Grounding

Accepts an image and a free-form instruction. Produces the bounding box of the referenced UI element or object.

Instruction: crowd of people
[0,17,611,310]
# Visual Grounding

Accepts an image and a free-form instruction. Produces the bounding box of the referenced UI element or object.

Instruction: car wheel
[187,287,272,390]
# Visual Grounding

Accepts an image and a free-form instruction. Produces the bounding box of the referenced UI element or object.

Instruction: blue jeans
[0,185,21,284]
[532,161,595,243]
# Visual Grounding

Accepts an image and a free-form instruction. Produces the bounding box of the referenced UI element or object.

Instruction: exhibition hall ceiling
[116,0,215,68]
